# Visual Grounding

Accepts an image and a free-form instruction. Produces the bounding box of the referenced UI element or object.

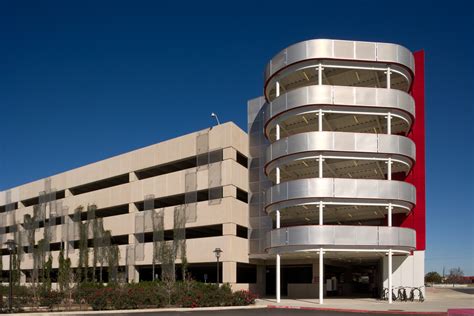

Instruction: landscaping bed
[0,281,257,312]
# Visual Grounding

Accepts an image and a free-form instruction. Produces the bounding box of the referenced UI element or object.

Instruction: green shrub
[178,282,235,308]
[39,290,63,310]
[77,280,256,310]
[0,284,33,309]
[75,282,104,305]
[232,290,257,306]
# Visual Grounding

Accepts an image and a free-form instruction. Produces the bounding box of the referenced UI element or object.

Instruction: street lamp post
[210,112,221,125]
[213,248,222,285]
[5,239,17,313]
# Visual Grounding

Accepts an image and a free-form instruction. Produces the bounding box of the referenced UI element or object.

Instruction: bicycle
[397,286,408,301]
[409,286,425,302]
[380,287,398,301]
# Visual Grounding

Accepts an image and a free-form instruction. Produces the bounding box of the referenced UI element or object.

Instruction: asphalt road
[72,308,442,316]
[452,287,474,295]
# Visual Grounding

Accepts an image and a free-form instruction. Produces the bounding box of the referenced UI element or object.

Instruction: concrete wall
[382,250,425,297]
[0,122,251,287]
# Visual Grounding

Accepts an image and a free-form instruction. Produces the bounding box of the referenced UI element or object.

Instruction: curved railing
[265,225,416,253]
[263,85,415,135]
[265,178,416,213]
[265,132,416,172]
[264,39,415,84]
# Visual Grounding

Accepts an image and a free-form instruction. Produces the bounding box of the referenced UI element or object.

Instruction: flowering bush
[83,281,256,310]
[39,290,63,310]
[232,290,257,305]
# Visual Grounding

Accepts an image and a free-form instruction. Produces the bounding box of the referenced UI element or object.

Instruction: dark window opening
[236,225,248,239]
[186,224,222,239]
[4,225,18,234]
[237,263,257,283]
[69,174,129,196]
[0,202,18,213]
[135,157,196,180]
[95,204,129,218]
[135,149,224,181]
[236,188,248,204]
[209,149,224,164]
[22,196,39,207]
[236,151,248,168]
[135,187,223,211]
[21,190,65,207]
[71,234,129,249]
[141,224,223,242]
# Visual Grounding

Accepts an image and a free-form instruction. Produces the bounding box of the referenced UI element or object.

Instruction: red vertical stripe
[402,50,426,250]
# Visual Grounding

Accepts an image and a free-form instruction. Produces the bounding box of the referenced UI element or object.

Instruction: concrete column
[318,63,323,85]
[386,66,391,89]
[388,249,393,304]
[223,223,237,236]
[129,202,138,213]
[276,254,281,303]
[129,172,138,182]
[318,109,323,132]
[20,271,26,284]
[388,203,392,227]
[223,147,236,161]
[256,265,266,297]
[319,201,323,226]
[223,185,237,198]
[276,208,281,303]
[312,261,320,298]
[223,261,237,284]
[319,248,324,304]
[128,265,139,283]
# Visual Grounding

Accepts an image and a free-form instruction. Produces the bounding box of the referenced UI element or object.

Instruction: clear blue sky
[0,1,472,275]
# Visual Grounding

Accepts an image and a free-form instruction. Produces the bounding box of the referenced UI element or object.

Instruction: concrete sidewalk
[12,305,266,316]
[256,288,474,313]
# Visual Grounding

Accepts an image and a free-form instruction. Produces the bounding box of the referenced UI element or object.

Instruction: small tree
[58,248,71,292]
[425,271,442,284]
[78,221,89,282]
[446,267,464,284]
[42,254,53,293]
[107,244,120,284]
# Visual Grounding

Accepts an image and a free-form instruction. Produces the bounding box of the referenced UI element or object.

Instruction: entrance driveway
[256,287,474,313]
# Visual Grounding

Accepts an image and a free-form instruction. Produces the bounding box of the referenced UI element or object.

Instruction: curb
[267,304,448,315]
[12,305,266,315]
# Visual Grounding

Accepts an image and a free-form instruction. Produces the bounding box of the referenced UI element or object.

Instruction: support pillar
[318,155,323,178]
[387,113,392,135]
[318,109,323,132]
[256,265,266,297]
[387,158,392,180]
[388,203,392,227]
[276,254,281,303]
[318,63,323,85]
[223,261,237,284]
[128,265,139,283]
[276,207,281,303]
[386,66,391,89]
[319,248,324,304]
[319,201,323,226]
[388,249,393,304]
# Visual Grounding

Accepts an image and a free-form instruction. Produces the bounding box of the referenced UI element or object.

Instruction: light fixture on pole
[5,239,16,313]
[213,247,223,285]
[211,112,221,125]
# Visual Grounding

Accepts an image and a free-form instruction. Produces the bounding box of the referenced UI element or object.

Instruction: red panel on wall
[401,50,426,251]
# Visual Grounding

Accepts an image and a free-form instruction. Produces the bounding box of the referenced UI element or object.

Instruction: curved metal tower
[248,39,426,303]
